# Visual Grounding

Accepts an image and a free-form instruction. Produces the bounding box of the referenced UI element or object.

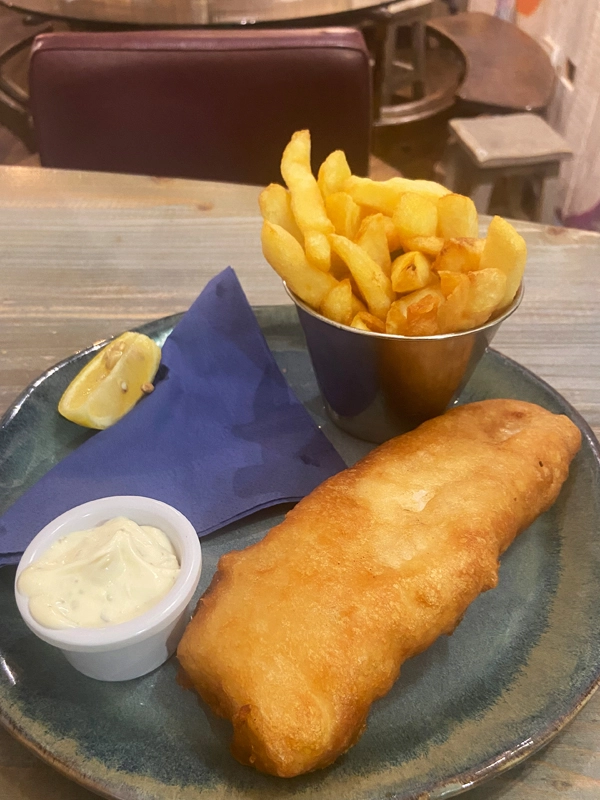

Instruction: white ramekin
[14,496,202,682]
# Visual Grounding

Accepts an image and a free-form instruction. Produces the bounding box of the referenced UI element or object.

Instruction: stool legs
[380,16,399,106]
[376,2,433,106]
[439,140,477,198]
[536,167,561,225]
[439,141,564,223]
[411,20,427,99]
[469,179,495,215]
[439,144,493,210]
[506,176,527,220]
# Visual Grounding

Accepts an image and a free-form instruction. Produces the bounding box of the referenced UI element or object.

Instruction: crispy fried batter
[177,400,581,777]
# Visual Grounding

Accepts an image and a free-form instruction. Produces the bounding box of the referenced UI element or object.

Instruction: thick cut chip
[344,176,450,216]
[386,176,451,203]
[357,213,403,256]
[380,214,404,253]
[281,130,334,235]
[58,332,161,430]
[393,193,438,244]
[437,269,506,332]
[318,150,352,199]
[434,238,485,273]
[406,290,444,336]
[386,287,444,336]
[344,175,405,216]
[437,272,470,333]
[438,269,468,298]
[325,192,361,240]
[464,268,507,328]
[403,236,445,258]
[350,311,386,333]
[329,234,395,320]
[329,252,351,281]
[386,299,409,335]
[258,184,303,243]
[304,230,331,272]
[479,216,526,308]
[436,194,479,239]
[391,251,432,294]
[261,221,337,309]
[356,214,392,276]
[320,279,364,326]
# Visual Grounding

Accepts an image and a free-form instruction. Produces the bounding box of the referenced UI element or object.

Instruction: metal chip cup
[287,284,523,444]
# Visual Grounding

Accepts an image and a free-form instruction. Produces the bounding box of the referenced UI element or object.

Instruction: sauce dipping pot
[14,496,202,681]
[287,283,523,444]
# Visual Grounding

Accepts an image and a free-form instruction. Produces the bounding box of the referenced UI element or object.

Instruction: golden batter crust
[177,400,581,777]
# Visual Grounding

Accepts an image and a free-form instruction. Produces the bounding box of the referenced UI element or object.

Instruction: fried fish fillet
[177,399,581,777]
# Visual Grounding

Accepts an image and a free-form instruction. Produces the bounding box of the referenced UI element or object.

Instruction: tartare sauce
[18,517,180,629]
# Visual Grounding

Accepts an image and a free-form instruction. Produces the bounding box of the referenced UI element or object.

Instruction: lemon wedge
[58,332,162,429]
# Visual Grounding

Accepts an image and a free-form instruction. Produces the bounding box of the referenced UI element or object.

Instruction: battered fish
[177,399,581,777]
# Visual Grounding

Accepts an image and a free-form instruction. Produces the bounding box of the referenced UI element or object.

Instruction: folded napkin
[0,268,345,566]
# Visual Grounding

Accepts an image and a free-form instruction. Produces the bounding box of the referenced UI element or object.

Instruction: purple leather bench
[29,27,372,185]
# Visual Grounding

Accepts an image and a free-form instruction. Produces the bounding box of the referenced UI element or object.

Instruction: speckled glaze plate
[1,306,600,800]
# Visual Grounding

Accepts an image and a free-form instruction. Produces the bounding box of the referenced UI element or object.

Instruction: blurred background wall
[468,0,600,229]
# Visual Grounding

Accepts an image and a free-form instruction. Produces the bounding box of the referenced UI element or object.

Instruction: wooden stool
[365,0,434,110]
[427,12,555,114]
[440,113,572,224]
[0,6,54,152]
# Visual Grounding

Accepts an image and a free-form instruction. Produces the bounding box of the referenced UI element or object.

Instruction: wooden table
[0,0,396,30]
[1,165,599,800]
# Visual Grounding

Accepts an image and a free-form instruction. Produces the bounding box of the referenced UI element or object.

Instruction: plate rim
[1,307,599,800]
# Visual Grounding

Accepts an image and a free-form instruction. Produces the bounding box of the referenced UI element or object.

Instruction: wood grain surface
[1,164,599,800]
[427,12,556,112]
[0,0,392,28]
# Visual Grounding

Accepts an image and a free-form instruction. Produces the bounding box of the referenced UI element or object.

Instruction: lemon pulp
[58,332,161,429]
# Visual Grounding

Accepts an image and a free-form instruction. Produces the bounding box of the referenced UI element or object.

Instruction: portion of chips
[260,130,526,337]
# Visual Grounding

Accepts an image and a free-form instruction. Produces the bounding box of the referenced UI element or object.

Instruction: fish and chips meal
[259,130,527,336]
[178,399,580,777]
[47,131,577,783]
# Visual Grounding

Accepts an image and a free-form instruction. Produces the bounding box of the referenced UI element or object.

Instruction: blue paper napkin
[0,268,345,566]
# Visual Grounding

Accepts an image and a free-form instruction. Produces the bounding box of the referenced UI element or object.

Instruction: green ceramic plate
[1,306,600,800]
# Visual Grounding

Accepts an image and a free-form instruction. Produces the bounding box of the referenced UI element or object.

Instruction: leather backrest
[29,28,372,185]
